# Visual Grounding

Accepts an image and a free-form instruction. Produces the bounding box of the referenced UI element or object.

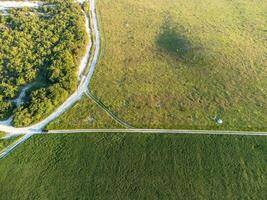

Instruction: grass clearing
[47,96,124,129]
[86,0,267,131]
[0,133,266,199]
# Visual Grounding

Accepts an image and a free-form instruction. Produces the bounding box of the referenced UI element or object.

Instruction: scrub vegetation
[0,136,21,152]
[47,96,124,129]
[0,131,6,138]
[88,0,267,131]
[0,0,88,126]
[0,133,266,199]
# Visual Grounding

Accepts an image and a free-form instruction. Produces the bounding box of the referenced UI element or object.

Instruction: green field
[85,0,266,131]
[0,133,266,199]
[1,1,266,199]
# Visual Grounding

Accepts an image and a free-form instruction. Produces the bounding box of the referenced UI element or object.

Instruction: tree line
[0,0,88,126]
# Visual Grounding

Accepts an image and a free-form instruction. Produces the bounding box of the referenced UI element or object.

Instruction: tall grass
[0,133,266,199]
[86,0,267,131]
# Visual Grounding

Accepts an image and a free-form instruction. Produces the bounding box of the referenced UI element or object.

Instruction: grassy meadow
[47,96,123,129]
[0,133,266,199]
[85,0,267,130]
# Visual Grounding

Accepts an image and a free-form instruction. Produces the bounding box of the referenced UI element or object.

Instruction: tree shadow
[156,16,195,62]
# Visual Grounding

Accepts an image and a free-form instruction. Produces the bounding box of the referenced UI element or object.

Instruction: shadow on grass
[156,16,201,64]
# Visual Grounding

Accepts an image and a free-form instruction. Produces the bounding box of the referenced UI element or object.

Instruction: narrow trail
[0,134,33,160]
[1,0,266,161]
[86,91,134,128]
[0,0,100,159]
[47,129,267,136]
[12,83,34,107]
[1,128,266,159]
[0,82,34,127]
[78,9,92,78]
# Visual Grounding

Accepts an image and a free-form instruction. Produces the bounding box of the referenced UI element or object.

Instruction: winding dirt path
[0,0,100,135]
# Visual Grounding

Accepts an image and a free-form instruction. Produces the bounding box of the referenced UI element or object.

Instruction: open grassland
[0,133,266,199]
[87,0,267,131]
[47,96,123,129]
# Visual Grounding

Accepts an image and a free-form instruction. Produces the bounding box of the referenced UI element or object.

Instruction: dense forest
[0,0,88,126]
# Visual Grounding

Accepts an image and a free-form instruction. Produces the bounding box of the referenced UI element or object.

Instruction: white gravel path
[0,1,42,10]
[0,0,100,135]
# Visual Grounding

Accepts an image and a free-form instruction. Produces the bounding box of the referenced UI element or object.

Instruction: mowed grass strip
[88,0,267,130]
[0,133,266,199]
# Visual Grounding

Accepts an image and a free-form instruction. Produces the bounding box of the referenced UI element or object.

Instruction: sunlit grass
[87,0,267,131]
[47,96,124,129]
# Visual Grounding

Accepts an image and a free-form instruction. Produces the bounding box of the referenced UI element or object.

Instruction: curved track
[0,0,100,136]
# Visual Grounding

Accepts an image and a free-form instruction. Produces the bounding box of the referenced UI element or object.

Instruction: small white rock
[216,118,223,125]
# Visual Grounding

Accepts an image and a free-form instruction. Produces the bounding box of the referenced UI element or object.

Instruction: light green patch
[47,96,124,129]
[89,0,267,131]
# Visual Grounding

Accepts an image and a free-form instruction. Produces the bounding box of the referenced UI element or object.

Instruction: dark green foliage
[82,1,90,14]
[0,0,88,125]
[13,84,69,126]
[0,100,15,120]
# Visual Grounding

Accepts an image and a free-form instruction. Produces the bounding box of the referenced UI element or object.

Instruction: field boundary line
[45,129,267,136]
[0,134,33,160]
[86,91,134,128]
